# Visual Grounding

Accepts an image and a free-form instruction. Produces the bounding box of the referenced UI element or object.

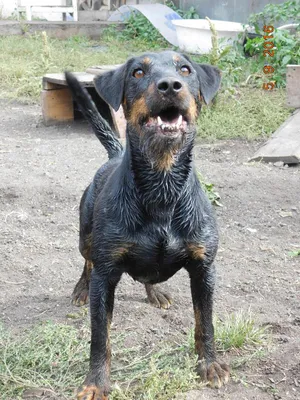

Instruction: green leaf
[281,54,292,65]
[219,45,232,58]
[288,249,300,257]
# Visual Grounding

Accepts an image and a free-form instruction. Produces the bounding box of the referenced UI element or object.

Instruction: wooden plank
[43,72,95,87]
[41,88,74,126]
[43,81,64,90]
[250,109,300,164]
[286,65,300,108]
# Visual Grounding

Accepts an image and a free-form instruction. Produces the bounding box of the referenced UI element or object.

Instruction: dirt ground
[0,99,299,400]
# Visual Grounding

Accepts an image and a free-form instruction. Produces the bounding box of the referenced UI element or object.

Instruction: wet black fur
[65,51,227,396]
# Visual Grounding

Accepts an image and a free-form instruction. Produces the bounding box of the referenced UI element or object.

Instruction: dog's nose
[157,78,182,94]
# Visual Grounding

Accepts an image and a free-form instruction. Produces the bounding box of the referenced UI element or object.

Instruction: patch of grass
[214,310,269,351]
[0,321,200,400]
[0,321,88,399]
[197,88,292,140]
[0,310,269,400]
[111,346,199,400]
[0,33,153,103]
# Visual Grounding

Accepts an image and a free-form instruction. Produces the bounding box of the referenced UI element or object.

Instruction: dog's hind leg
[72,259,93,306]
[73,196,93,306]
[145,284,173,310]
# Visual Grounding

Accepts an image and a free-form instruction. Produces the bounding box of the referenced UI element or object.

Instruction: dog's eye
[133,69,145,79]
[180,65,191,76]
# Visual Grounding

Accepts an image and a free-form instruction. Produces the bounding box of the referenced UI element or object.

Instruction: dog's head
[94,51,221,169]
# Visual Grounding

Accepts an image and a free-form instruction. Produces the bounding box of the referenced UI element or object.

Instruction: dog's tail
[65,71,123,159]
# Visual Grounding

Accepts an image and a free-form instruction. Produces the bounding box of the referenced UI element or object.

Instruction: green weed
[197,171,222,207]
[244,28,300,88]
[248,0,300,30]
[165,1,200,19]
[288,249,300,257]
[245,0,300,87]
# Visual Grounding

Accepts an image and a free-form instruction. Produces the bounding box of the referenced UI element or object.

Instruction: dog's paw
[72,286,89,306]
[77,384,108,400]
[197,360,230,388]
[145,284,173,309]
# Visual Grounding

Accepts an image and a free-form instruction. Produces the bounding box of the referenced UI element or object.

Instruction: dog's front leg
[77,265,121,400]
[188,264,230,388]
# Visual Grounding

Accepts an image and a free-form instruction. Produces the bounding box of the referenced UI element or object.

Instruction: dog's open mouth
[144,107,187,135]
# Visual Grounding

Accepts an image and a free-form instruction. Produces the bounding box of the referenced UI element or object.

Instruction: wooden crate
[42,69,126,139]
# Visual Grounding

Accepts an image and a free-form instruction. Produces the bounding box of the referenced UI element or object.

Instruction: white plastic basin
[172,19,245,54]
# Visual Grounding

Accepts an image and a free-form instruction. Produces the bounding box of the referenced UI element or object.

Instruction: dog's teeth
[159,117,184,133]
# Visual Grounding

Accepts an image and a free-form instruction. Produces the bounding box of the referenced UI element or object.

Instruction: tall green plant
[192,19,247,91]
[248,0,300,33]
[245,0,300,87]
[121,12,168,48]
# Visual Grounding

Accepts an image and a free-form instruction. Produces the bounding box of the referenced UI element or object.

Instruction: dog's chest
[123,225,187,284]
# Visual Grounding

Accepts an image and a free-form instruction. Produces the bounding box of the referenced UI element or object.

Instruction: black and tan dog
[65,50,229,400]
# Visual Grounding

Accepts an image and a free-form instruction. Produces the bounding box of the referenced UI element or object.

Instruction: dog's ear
[94,63,127,111]
[181,54,221,104]
[191,63,221,104]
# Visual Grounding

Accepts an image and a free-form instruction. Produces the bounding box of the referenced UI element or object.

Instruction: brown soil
[0,100,299,399]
